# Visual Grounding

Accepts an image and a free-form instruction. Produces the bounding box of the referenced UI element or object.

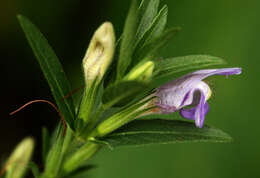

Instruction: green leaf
[43,127,64,177]
[150,55,227,88]
[42,127,50,164]
[136,0,160,41]
[102,81,147,108]
[136,5,168,48]
[132,5,168,66]
[145,5,168,42]
[117,0,139,78]
[157,55,227,74]
[61,126,74,155]
[17,15,75,129]
[135,27,180,61]
[96,119,232,149]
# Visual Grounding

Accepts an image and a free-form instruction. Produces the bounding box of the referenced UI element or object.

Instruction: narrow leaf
[136,0,160,41]
[117,0,139,78]
[61,126,74,155]
[97,119,232,149]
[150,55,227,88]
[145,5,168,42]
[43,126,64,177]
[17,15,75,128]
[102,81,147,108]
[135,27,180,61]
[136,5,168,48]
[157,55,226,74]
[42,127,50,164]
[132,5,168,66]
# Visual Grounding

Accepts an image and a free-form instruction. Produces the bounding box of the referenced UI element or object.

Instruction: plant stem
[62,142,100,174]
[77,84,97,124]
[79,106,105,138]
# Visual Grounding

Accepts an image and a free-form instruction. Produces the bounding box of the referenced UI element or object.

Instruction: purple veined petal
[158,68,242,90]
[156,81,211,112]
[155,67,241,128]
[156,68,241,110]
[191,68,242,76]
[180,91,191,106]
[180,92,209,128]
[154,103,177,113]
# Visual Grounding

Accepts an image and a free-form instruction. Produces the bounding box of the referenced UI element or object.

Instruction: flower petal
[158,68,241,90]
[156,68,241,110]
[180,92,209,128]
[191,68,242,76]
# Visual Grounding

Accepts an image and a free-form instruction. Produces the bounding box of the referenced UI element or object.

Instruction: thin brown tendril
[10,100,66,135]
[62,85,85,101]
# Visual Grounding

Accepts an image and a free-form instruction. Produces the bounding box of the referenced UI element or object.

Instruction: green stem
[92,100,154,137]
[79,106,105,138]
[62,142,100,174]
[62,127,73,154]
[77,86,96,123]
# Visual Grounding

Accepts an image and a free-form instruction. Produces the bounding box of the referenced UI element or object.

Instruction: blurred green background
[0,0,258,177]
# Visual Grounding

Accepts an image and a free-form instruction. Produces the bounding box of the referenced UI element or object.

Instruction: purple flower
[155,68,242,128]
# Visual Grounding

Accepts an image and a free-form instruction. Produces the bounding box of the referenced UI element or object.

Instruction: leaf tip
[162,4,169,11]
[223,134,233,142]
[175,26,182,31]
[17,14,24,21]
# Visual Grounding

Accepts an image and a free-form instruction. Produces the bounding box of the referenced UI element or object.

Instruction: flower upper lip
[155,68,242,128]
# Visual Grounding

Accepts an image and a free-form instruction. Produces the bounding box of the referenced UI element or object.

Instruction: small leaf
[102,81,147,108]
[97,119,232,149]
[150,55,227,88]
[17,15,75,129]
[136,0,160,41]
[135,27,180,61]
[117,0,139,78]
[42,127,50,164]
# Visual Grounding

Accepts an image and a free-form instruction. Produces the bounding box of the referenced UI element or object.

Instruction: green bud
[5,137,34,178]
[124,60,154,82]
[83,22,115,85]
[77,22,115,124]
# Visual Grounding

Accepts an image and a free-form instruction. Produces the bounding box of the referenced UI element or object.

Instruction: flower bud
[4,137,34,178]
[124,60,154,82]
[82,22,115,85]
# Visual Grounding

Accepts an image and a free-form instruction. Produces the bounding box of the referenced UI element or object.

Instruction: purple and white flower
[155,68,242,128]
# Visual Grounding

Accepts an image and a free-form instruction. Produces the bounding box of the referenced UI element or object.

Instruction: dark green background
[0,0,258,177]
